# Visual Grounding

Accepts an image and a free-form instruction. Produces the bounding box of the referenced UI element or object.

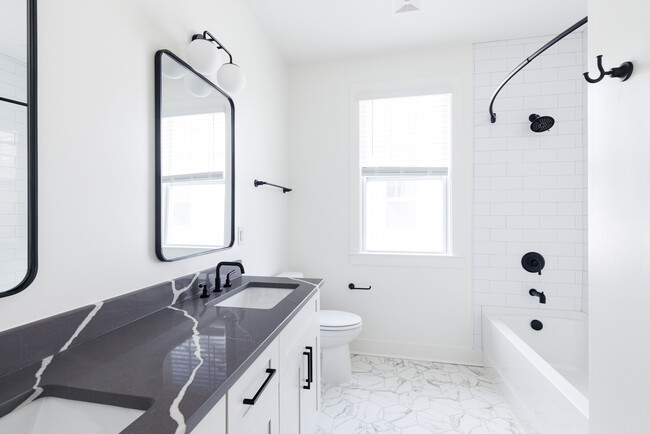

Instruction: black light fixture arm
[192,30,234,64]
[254,179,292,193]
[489,16,588,123]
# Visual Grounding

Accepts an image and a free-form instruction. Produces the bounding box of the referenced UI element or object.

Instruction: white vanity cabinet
[192,340,279,434]
[227,339,280,434]
[278,294,320,434]
[191,293,319,434]
[192,396,227,434]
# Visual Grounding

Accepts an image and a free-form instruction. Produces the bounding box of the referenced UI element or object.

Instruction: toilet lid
[320,310,362,328]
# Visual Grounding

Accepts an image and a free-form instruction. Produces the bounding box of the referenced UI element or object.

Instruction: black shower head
[529,114,555,133]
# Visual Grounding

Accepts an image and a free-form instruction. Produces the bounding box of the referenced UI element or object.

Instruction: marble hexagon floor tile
[315,354,523,434]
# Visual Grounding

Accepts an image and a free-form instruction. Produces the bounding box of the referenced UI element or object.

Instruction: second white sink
[0,396,144,434]
[215,286,295,309]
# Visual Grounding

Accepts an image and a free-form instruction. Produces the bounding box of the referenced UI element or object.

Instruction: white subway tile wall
[473,32,588,347]
[0,53,28,288]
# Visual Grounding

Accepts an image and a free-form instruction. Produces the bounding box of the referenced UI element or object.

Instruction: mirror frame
[0,0,38,298]
[154,49,235,262]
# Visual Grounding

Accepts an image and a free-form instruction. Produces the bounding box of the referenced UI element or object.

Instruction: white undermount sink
[0,396,144,434]
[214,285,296,310]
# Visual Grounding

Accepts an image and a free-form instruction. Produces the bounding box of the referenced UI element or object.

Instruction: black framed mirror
[155,50,235,261]
[0,0,37,297]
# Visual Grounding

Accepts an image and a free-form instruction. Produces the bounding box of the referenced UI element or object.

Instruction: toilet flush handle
[348,283,371,290]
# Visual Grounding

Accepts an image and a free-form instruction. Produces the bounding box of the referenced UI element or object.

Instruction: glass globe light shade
[217,63,246,93]
[187,38,224,75]
[162,56,187,79]
[184,73,212,98]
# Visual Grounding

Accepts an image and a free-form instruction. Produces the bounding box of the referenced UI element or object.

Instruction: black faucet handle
[531,259,542,275]
[199,283,209,299]
[224,270,236,288]
[522,252,545,275]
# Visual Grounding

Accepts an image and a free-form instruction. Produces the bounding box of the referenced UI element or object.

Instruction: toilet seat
[320,310,362,331]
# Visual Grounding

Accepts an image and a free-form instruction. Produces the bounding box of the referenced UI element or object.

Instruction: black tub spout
[529,288,546,304]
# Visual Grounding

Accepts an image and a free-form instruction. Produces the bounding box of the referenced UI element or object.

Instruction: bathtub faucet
[529,288,546,304]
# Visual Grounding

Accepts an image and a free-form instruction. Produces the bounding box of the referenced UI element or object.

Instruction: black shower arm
[488,16,588,124]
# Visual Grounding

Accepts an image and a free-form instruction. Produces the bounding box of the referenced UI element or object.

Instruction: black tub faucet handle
[522,252,545,276]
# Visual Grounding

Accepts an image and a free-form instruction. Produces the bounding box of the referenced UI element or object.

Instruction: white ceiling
[245,0,588,64]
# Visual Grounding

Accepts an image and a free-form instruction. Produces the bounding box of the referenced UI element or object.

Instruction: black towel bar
[254,179,292,193]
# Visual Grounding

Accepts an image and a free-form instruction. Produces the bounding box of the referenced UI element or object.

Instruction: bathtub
[482,307,588,434]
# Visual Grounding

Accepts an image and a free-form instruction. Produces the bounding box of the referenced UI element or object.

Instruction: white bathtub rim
[482,306,587,322]
[483,309,589,418]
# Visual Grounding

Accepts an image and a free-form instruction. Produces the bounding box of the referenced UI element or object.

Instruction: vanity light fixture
[187,30,246,93]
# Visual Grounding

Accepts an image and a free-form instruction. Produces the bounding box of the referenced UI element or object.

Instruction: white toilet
[275,272,363,385]
[320,310,362,384]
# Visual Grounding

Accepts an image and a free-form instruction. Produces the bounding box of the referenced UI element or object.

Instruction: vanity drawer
[227,339,279,433]
[278,294,319,377]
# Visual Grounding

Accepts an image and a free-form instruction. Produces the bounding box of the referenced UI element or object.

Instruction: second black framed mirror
[154,50,235,262]
[0,0,38,297]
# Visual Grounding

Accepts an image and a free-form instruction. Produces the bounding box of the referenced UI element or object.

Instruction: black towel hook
[583,55,633,84]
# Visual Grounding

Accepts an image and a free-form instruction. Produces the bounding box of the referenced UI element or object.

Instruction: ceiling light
[392,0,422,14]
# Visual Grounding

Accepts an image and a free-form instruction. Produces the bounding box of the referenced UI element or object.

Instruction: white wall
[288,46,478,364]
[588,1,650,432]
[0,0,291,332]
[473,33,588,346]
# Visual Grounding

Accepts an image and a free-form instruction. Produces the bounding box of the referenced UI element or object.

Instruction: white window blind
[358,93,452,254]
[160,112,227,248]
[359,93,451,169]
[161,112,226,178]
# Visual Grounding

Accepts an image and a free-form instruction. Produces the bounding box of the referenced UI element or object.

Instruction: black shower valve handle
[522,252,545,276]
[531,259,541,275]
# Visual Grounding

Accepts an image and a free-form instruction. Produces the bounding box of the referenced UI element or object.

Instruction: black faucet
[215,261,245,292]
[529,288,546,304]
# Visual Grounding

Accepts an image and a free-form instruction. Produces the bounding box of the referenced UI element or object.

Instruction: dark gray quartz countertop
[0,275,322,433]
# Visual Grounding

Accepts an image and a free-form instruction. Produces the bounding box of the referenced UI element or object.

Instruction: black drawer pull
[243,368,276,405]
[303,346,313,390]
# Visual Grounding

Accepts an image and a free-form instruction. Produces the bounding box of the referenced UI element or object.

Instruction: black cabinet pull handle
[243,368,276,405]
[303,346,313,390]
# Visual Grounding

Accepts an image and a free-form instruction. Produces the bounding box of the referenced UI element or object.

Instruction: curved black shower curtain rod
[488,16,588,123]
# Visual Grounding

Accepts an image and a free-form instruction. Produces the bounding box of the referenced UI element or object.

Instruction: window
[161,111,227,248]
[359,93,451,254]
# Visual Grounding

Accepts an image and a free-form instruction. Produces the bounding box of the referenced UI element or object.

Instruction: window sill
[348,252,466,268]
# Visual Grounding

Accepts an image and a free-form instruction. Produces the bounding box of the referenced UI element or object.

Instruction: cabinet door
[242,391,279,434]
[228,340,279,434]
[279,350,302,434]
[191,395,226,434]
[299,317,320,434]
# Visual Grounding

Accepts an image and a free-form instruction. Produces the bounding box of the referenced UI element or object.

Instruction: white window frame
[161,171,226,249]
[361,167,449,254]
[160,107,231,251]
[348,77,469,268]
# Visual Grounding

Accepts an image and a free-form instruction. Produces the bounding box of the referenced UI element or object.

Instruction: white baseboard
[349,338,483,366]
